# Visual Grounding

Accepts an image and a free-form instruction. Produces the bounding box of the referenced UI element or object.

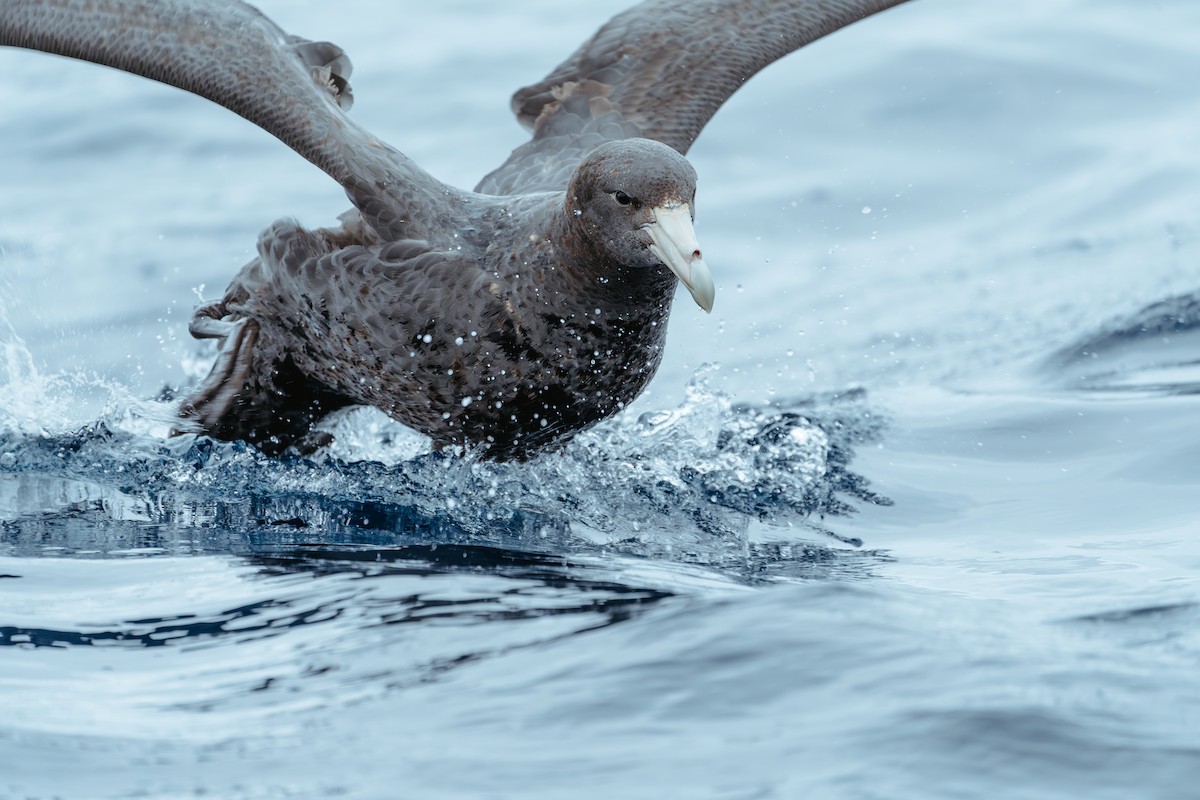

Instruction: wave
[1046,292,1200,395]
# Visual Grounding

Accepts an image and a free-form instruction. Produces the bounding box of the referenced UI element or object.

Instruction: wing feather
[1,0,458,241]
[478,0,910,195]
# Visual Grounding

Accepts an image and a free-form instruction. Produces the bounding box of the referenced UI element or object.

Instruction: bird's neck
[548,204,678,325]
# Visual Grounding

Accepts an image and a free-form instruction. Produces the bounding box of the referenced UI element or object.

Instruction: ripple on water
[1046,291,1200,396]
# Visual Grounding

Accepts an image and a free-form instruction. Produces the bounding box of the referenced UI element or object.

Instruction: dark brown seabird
[2,0,909,460]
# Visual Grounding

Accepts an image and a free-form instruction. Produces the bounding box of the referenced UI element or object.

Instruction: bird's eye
[613,191,633,206]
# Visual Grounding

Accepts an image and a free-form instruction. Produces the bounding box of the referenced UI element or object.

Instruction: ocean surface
[2,1,1199,797]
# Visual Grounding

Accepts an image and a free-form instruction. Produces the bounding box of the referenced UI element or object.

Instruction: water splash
[0,300,41,429]
[1,364,890,577]
[0,295,152,439]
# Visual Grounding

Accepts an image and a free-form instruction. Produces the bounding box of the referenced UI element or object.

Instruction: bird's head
[567,138,714,312]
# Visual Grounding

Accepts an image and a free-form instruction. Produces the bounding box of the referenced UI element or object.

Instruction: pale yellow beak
[644,204,714,313]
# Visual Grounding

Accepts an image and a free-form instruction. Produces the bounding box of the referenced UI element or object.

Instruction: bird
[1,0,909,460]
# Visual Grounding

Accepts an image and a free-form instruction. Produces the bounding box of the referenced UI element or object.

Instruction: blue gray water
[2,1,1200,797]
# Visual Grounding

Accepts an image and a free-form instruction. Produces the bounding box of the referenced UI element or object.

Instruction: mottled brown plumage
[1,0,909,459]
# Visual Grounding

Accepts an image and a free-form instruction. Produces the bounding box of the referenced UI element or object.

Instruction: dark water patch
[1061,601,1200,651]
[251,542,594,578]
[1047,292,1200,394]
[1071,601,1200,624]
[891,705,1200,797]
[0,470,577,558]
[250,544,674,632]
[0,542,675,653]
[0,597,311,650]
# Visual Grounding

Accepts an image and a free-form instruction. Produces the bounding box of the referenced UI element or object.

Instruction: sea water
[2,1,1199,797]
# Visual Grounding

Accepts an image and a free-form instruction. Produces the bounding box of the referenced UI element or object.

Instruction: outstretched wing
[477,0,910,195]
[1,0,457,242]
